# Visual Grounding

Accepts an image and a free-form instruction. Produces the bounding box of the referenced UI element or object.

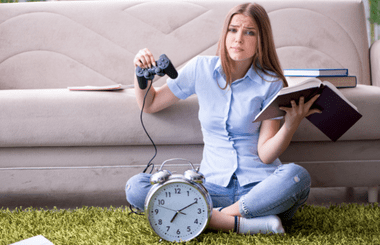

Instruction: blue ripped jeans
[125,163,311,221]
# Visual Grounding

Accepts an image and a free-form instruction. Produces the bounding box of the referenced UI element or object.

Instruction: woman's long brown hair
[217,3,288,89]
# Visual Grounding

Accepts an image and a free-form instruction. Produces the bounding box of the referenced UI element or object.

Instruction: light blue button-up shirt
[167,56,283,187]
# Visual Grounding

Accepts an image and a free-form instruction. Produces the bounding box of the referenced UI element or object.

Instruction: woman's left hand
[279,94,322,130]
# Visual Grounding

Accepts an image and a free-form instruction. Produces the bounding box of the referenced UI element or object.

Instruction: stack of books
[254,68,362,142]
[283,68,357,88]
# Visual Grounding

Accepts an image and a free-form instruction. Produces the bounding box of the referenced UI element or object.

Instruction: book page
[11,235,54,245]
[280,78,321,95]
[253,86,319,122]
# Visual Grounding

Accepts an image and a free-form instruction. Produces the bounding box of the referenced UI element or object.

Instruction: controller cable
[140,79,157,174]
[129,79,157,216]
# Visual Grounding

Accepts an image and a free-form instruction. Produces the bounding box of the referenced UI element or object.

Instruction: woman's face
[225,14,258,64]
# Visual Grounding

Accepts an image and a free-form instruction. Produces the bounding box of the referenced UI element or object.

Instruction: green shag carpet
[1,204,380,245]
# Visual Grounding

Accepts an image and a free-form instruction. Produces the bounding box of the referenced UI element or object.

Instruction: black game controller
[136,54,178,89]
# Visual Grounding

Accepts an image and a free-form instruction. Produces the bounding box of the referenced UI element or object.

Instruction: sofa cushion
[0,85,378,147]
[0,88,202,147]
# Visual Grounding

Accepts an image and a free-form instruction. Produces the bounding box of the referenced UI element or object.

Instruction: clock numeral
[165,192,171,198]
[194,198,198,203]
[154,209,159,215]
[176,229,181,235]
[194,219,198,224]
[187,226,191,232]
[166,226,170,232]
[158,199,165,205]
[197,208,202,214]
[175,188,181,194]
[158,219,162,225]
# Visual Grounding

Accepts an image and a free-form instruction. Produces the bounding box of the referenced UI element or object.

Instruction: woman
[126,2,320,234]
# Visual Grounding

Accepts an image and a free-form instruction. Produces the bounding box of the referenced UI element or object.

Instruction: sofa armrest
[370,39,380,87]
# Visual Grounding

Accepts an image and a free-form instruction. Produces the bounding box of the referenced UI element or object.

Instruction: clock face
[145,180,211,242]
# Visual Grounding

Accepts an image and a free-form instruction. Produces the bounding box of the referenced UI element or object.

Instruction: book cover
[286,76,357,88]
[284,68,348,77]
[253,79,362,141]
[68,84,133,91]
[306,85,362,141]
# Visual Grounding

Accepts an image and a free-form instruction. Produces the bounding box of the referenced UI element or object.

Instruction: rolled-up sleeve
[167,57,199,100]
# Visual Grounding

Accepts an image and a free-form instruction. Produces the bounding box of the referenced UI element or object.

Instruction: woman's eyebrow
[229,24,256,30]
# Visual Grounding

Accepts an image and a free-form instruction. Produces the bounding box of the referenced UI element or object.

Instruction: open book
[253,78,362,141]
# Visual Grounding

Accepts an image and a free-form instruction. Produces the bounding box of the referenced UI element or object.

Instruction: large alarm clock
[144,158,213,242]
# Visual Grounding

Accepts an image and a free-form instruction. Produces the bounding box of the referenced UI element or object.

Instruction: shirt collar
[213,58,262,85]
[213,58,224,79]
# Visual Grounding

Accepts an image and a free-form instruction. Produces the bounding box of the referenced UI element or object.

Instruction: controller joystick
[136,54,178,89]
[155,67,165,77]
[143,69,155,81]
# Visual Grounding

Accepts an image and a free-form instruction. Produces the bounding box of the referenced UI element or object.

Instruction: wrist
[284,119,300,130]
[281,120,300,139]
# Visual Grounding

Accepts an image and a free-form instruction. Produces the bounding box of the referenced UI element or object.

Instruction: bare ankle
[208,209,235,232]
[219,203,241,217]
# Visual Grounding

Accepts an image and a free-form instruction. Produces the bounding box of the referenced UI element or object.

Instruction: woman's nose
[235,30,244,43]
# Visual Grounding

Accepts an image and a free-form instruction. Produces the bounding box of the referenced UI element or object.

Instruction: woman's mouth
[231,47,243,52]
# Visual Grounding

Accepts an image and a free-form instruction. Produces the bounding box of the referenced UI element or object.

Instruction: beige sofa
[0,0,379,206]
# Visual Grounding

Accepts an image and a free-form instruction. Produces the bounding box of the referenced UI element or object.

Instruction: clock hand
[178,200,198,212]
[170,200,198,223]
[158,206,186,215]
[170,212,179,223]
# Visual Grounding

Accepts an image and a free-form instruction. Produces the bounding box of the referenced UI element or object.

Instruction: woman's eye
[245,31,255,36]
[228,28,256,36]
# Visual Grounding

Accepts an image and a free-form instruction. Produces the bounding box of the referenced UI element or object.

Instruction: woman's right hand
[134,48,156,69]
[133,48,180,113]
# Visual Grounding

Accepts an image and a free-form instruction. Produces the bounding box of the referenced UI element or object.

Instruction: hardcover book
[286,76,357,88]
[283,68,348,77]
[253,78,362,141]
